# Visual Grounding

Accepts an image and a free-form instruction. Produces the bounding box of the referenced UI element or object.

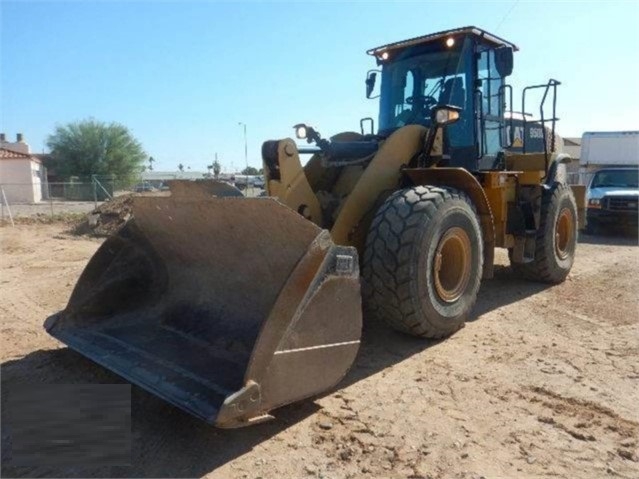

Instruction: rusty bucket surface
[45,194,362,427]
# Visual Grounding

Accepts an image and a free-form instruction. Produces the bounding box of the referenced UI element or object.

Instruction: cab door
[476,48,505,167]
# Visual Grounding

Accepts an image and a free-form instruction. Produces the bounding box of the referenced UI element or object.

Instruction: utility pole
[238,122,250,195]
[238,122,248,172]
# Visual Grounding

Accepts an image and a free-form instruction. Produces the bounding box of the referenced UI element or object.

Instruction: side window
[477,50,502,116]
[477,49,504,157]
[388,69,418,126]
[438,74,466,110]
[393,69,415,119]
[438,73,471,148]
[404,70,415,104]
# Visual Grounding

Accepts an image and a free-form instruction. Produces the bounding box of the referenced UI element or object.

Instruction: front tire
[362,186,483,338]
[510,183,578,283]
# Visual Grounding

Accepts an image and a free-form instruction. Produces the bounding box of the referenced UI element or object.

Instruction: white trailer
[579,131,639,184]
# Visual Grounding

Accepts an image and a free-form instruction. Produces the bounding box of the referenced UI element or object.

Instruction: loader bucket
[45,194,362,427]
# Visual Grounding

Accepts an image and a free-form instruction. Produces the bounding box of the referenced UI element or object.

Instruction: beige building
[563,137,581,161]
[0,133,45,203]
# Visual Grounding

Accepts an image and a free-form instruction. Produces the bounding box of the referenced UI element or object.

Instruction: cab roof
[366,26,519,56]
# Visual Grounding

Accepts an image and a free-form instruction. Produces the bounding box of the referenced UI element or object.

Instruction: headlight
[588,198,601,208]
[432,106,461,126]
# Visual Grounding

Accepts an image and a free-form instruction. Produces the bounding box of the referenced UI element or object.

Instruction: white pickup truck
[581,131,639,233]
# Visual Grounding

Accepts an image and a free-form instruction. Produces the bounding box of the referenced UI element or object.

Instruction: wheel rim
[433,227,472,303]
[555,208,573,260]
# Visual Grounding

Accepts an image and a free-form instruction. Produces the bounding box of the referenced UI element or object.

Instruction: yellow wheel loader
[45,26,585,428]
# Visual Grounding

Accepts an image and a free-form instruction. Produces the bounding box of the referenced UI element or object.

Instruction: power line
[494,0,520,33]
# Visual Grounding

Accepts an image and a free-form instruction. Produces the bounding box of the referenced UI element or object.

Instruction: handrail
[521,79,561,176]
[498,84,513,148]
[474,89,485,159]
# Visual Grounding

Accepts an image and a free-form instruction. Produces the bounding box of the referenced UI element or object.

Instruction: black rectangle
[6,384,131,466]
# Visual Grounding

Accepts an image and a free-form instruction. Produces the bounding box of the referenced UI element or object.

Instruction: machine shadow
[1,347,320,478]
[578,230,638,246]
[340,262,550,389]
[1,266,551,478]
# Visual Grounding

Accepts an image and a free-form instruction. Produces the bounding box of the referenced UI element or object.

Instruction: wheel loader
[45,26,586,428]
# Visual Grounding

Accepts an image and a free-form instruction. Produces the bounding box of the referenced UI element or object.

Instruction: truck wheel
[362,186,483,338]
[511,183,577,283]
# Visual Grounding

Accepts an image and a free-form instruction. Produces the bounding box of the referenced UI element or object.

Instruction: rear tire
[362,186,483,338]
[510,183,577,283]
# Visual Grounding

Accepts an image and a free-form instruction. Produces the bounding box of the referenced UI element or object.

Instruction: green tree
[148,156,155,171]
[47,119,146,184]
[178,163,184,172]
[242,166,259,175]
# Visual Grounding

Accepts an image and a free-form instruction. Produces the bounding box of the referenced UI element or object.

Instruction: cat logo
[508,125,525,147]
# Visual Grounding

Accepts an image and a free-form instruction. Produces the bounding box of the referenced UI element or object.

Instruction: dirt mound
[72,195,134,237]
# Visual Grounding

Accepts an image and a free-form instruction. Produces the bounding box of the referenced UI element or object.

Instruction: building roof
[0,147,41,163]
[33,153,52,162]
[367,26,519,57]
[141,171,209,181]
[564,137,581,146]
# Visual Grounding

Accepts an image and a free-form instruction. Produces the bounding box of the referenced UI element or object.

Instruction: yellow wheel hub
[555,208,573,260]
[433,227,472,303]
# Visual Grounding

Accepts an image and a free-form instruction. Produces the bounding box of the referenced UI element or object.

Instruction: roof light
[380,51,389,60]
[445,37,455,48]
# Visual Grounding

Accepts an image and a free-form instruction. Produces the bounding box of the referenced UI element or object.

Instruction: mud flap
[45,196,361,427]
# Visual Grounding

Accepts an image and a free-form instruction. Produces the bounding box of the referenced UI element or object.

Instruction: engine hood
[587,187,639,200]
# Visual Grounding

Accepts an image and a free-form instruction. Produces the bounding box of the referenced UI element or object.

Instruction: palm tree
[213,160,221,178]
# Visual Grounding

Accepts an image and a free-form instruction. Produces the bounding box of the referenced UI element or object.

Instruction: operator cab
[367,26,518,171]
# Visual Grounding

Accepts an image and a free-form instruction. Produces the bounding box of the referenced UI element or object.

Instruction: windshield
[591,169,639,188]
[378,37,472,138]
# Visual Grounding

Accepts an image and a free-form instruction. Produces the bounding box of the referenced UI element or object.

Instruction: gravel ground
[1,223,637,479]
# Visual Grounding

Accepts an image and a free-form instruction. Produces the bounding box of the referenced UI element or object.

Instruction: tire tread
[362,186,481,338]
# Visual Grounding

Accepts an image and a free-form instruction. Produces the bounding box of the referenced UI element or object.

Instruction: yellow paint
[263,127,573,276]
[478,171,518,248]
[266,139,322,225]
[330,125,426,245]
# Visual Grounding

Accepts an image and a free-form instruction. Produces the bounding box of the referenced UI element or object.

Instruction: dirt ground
[2,201,101,219]
[1,223,638,479]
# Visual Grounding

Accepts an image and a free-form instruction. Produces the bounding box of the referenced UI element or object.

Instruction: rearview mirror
[366,70,379,99]
[494,46,514,77]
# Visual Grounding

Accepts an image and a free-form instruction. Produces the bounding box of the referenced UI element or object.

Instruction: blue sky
[1,1,638,172]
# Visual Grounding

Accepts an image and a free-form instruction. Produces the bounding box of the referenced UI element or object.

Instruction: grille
[606,196,639,211]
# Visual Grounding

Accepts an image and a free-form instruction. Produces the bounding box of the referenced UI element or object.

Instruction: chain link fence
[566,171,595,186]
[0,176,131,222]
[1,183,101,222]
[1,176,264,224]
